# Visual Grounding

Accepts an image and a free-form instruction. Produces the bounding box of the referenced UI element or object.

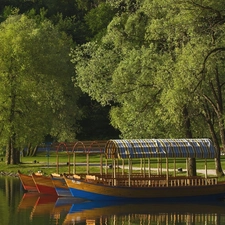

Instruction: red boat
[32,173,57,195]
[18,170,38,192]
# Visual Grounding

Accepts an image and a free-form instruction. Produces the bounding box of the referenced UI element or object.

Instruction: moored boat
[64,173,225,201]
[18,170,38,192]
[51,173,72,197]
[32,173,57,195]
[64,139,225,201]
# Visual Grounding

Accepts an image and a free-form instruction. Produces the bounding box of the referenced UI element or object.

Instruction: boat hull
[65,177,225,201]
[18,171,37,192]
[32,173,57,195]
[51,175,72,197]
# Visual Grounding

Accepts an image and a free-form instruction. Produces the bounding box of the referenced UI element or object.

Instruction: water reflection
[17,193,83,224]
[17,192,225,225]
[1,177,225,225]
[64,200,225,225]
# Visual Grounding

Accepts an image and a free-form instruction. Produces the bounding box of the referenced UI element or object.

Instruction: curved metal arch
[105,139,218,159]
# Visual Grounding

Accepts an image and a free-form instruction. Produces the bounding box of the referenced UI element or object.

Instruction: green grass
[0,151,225,176]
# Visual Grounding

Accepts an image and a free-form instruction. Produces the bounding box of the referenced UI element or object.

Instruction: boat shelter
[103,139,218,187]
[105,139,217,159]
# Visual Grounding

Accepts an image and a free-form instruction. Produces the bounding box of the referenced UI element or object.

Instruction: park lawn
[0,150,225,176]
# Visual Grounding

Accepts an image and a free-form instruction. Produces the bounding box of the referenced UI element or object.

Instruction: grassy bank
[0,151,225,177]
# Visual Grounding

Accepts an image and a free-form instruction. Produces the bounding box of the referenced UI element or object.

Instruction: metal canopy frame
[105,139,218,159]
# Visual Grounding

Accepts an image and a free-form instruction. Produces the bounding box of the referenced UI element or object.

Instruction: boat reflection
[30,195,58,218]
[17,192,40,211]
[64,200,225,225]
[17,193,88,223]
[18,193,225,225]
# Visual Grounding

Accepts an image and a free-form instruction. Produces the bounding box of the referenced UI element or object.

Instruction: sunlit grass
[0,151,225,176]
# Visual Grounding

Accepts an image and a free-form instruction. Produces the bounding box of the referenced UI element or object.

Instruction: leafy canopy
[0,14,79,152]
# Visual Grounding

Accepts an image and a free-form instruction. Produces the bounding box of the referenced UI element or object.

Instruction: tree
[0,14,78,164]
[84,2,116,41]
[71,2,170,138]
[71,0,225,176]
[153,0,225,175]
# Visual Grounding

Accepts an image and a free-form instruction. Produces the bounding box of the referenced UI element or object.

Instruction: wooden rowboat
[50,173,72,197]
[32,173,57,195]
[64,174,225,201]
[64,139,225,201]
[18,170,38,192]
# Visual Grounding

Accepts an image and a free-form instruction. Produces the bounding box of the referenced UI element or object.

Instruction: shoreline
[0,171,18,177]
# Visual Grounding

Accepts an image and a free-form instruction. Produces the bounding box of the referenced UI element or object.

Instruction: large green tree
[0,1,121,142]
[0,14,79,164]
[71,0,225,175]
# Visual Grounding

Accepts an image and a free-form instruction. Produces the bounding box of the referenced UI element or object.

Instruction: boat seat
[73,174,81,179]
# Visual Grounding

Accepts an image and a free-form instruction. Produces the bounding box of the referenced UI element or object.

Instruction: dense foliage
[71,0,225,175]
[71,1,225,142]
[1,0,225,174]
[0,0,120,164]
[0,14,81,163]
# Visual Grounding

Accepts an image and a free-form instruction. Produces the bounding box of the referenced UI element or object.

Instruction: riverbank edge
[0,171,18,177]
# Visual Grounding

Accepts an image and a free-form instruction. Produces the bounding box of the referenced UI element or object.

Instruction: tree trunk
[207,70,224,176]
[217,117,225,176]
[32,146,38,156]
[6,71,20,165]
[5,144,11,165]
[6,135,20,165]
[26,143,38,156]
[183,106,196,176]
[203,105,224,177]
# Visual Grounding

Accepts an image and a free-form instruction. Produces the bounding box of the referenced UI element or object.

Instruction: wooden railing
[82,174,218,188]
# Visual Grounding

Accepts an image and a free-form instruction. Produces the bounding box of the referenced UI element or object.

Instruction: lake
[1,176,225,225]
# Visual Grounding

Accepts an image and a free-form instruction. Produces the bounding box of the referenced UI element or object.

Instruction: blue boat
[51,174,72,197]
[64,139,225,201]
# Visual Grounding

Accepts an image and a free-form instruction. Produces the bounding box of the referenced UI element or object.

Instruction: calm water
[1,176,225,225]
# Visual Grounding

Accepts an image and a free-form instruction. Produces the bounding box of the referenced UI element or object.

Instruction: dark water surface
[1,176,225,225]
